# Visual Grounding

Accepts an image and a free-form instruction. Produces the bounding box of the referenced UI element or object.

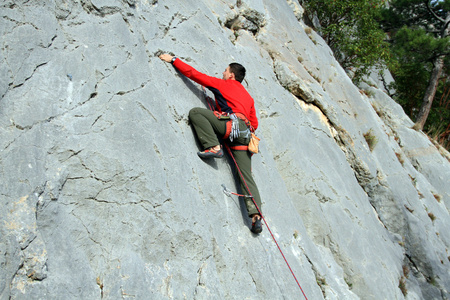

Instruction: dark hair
[229,63,246,83]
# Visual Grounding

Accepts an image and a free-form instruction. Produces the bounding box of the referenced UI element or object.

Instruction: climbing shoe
[197,147,224,159]
[251,217,262,234]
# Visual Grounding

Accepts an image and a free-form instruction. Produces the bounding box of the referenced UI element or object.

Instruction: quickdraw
[222,184,251,198]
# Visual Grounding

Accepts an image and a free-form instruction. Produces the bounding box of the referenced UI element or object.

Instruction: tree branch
[443,14,450,37]
[425,0,445,23]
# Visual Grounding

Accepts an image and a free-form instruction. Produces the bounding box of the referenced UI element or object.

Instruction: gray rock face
[1,1,449,299]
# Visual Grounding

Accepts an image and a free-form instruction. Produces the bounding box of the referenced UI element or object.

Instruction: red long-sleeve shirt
[173,58,258,130]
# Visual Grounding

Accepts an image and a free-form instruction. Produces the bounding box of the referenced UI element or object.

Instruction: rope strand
[223,143,308,300]
[202,85,308,299]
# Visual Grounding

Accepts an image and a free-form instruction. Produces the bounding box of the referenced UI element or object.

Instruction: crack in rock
[81,0,123,16]
[12,61,49,89]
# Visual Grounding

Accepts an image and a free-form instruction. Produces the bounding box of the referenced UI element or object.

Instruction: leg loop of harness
[230,145,248,151]
[222,120,232,139]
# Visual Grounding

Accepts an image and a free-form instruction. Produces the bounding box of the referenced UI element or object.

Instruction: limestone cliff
[1,0,449,299]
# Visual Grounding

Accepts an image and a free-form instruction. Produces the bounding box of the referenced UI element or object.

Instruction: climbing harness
[203,86,308,300]
[213,111,252,141]
[203,86,253,143]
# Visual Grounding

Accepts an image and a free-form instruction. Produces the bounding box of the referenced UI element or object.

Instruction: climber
[159,53,263,234]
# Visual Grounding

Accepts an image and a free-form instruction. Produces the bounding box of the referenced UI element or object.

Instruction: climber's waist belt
[214,111,252,141]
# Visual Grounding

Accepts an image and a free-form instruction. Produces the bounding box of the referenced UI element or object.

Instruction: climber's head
[223,63,246,83]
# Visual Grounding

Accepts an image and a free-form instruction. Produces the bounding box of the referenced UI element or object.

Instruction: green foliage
[399,276,408,296]
[304,0,450,149]
[428,212,436,222]
[363,129,378,151]
[387,26,437,115]
[303,0,392,83]
[380,0,449,148]
[426,79,450,148]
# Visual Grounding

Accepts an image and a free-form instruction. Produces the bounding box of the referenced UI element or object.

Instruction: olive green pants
[189,107,262,216]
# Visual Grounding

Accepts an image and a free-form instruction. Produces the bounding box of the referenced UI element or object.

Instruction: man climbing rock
[159,53,263,234]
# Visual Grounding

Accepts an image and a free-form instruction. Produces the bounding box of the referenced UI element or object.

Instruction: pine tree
[380,0,450,131]
[303,0,392,83]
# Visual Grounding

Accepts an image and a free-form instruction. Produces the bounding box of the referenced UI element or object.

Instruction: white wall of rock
[1,0,449,299]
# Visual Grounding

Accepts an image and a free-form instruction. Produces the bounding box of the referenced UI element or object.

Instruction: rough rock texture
[1,0,449,299]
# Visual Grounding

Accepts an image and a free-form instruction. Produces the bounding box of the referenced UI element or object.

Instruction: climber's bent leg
[189,107,227,149]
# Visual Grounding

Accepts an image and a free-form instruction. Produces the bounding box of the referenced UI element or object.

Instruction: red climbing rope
[223,143,308,300]
[202,86,308,299]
